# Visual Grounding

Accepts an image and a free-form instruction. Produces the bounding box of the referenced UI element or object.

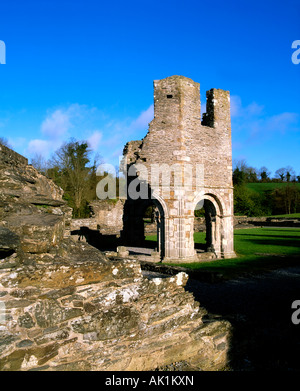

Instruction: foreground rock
[0,251,231,371]
[0,144,231,371]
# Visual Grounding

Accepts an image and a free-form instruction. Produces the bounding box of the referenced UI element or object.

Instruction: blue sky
[0,0,299,176]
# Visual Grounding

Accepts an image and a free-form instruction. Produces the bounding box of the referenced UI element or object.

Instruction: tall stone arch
[123,75,236,262]
[193,192,235,258]
[121,184,167,260]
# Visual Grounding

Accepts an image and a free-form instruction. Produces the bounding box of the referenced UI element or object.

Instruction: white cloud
[246,102,264,117]
[87,130,102,150]
[27,139,53,156]
[230,95,264,119]
[129,104,154,131]
[26,104,103,158]
[264,112,299,134]
[41,109,71,139]
[40,103,98,141]
[88,104,154,166]
[247,111,299,139]
[26,103,155,165]
[231,95,300,151]
[230,95,242,117]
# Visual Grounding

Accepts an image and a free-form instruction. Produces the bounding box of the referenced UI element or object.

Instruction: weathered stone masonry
[0,143,232,371]
[122,76,236,262]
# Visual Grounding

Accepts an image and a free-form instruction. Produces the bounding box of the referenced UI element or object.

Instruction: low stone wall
[70,218,98,231]
[144,222,156,235]
[90,200,124,235]
[234,216,300,227]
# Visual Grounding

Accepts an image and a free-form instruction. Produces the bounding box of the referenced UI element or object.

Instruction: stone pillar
[221,215,236,258]
[155,207,161,254]
[164,198,196,262]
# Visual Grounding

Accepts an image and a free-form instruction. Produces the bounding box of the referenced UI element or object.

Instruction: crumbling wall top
[0,144,28,167]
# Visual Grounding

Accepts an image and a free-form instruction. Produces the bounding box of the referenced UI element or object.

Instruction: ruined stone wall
[135,78,232,188]
[70,218,98,231]
[123,76,235,260]
[0,144,65,204]
[0,145,72,255]
[89,199,124,235]
[0,144,28,167]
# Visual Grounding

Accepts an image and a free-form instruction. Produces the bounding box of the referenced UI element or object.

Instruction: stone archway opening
[193,196,222,258]
[194,199,218,254]
[194,201,206,252]
[120,189,165,260]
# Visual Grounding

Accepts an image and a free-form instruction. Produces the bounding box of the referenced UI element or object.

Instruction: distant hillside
[246,182,300,194]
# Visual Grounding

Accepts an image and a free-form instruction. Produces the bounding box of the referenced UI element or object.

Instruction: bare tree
[258,166,271,182]
[285,166,296,182]
[275,167,287,181]
[30,153,49,174]
[233,158,248,172]
[275,166,296,182]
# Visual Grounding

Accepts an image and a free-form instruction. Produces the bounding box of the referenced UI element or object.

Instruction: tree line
[233,159,300,185]
[233,159,300,216]
[33,141,299,218]
[1,137,299,218]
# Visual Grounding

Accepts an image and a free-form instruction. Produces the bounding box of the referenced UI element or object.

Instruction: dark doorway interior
[194,199,217,253]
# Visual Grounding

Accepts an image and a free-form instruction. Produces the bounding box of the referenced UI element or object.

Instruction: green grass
[145,228,300,278]
[268,213,300,218]
[246,182,300,195]
[146,234,158,242]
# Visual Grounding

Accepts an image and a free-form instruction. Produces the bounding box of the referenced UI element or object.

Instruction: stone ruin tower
[122,75,236,262]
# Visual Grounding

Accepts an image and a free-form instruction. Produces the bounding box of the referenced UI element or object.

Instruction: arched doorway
[193,193,223,257]
[121,187,165,260]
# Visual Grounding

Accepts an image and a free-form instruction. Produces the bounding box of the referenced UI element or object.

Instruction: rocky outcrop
[0,144,72,258]
[0,144,64,203]
[0,254,231,371]
[0,144,232,371]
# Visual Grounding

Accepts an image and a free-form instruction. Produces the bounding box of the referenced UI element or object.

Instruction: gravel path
[143,266,300,371]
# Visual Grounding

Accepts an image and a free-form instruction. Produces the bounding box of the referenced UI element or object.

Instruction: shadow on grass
[147,227,300,370]
[72,227,159,252]
[241,237,300,248]
[184,263,300,371]
[171,254,300,282]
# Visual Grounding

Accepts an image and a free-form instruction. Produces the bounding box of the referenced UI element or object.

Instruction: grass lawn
[145,227,300,278]
[268,213,300,218]
[246,182,300,195]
